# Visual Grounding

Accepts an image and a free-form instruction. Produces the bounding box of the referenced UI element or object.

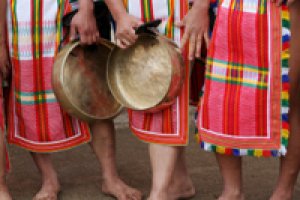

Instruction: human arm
[176,0,210,60]
[70,0,99,45]
[0,0,10,78]
[104,0,142,48]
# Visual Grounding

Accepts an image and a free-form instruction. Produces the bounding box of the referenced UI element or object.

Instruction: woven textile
[126,0,190,145]
[197,0,290,157]
[6,0,91,152]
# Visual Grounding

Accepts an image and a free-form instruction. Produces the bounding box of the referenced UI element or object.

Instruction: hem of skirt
[129,126,188,146]
[196,135,287,157]
[7,134,91,153]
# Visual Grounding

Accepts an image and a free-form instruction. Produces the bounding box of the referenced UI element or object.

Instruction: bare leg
[168,146,195,199]
[270,2,300,200]
[0,132,11,200]
[31,153,60,200]
[90,120,142,200]
[215,154,244,200]
[148,144,178,200]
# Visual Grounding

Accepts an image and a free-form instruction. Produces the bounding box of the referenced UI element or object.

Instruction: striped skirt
[6,0,91,152]
[197,0,290,157]
[126,0,190,145]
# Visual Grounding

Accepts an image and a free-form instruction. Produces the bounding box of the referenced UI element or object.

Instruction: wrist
[78,0,94,12]
[113,10,128,23]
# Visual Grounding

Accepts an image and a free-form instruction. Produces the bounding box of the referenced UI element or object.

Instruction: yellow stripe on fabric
[11,0,19,58]
[34,0,40,58]
[282,129,289,139]
[207,59,269,75]
[282,10,289,20]
[206,73,268,87]
[144,0,151,22]
[282,50,289,60]
[254,150,263,157]
[282,91,288,100]
[165,0,174,38]
[56,0,65,54]
[216,146,225,154]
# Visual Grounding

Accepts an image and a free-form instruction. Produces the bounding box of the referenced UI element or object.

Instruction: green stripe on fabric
[16,90,54,96]
[206,75,268,89]
[282,99,289,107]
[207,58,269,72]
[282,59,289,68]
[248,150,254,156]
[282,19,290,29]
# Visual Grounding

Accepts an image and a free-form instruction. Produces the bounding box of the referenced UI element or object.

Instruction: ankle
[221,188,243,198]
[102,173,120,184]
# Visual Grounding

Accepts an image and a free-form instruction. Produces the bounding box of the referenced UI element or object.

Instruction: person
[196,0,291,199]
[270,0,300,199]
[4,0,141,199]
[0,1,12,199]
[104,0,210,199]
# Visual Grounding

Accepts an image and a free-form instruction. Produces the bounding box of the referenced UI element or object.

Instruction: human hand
[0,43,10,79]
[176,4,210,60]
[70,3,99,45]
[115,14,142,48]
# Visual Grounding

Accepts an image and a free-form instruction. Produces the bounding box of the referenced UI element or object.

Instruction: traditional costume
[6,0,91,152]
[197,0,290,157]
[125,0,190,145]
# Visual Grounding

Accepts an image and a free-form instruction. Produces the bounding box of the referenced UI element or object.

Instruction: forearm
[0,0,7,44]
[104,0,127,22]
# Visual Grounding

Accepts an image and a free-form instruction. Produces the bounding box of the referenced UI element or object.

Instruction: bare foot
[0,185,12,200]
[33,179,60,200]
[147,192,170,200]
[218,192,244,200]
[102,178,142,200]
[269,189,293,200]
[168,176,195,199]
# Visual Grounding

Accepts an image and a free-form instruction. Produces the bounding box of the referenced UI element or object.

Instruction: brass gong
[53,39,123,122]
[107,34,185,112]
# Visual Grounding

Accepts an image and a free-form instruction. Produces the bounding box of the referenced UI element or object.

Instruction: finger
[79,32,88,45]
[95,31,100,39]
[125,32,137,44]
[189,33,196,61]
[70,25,77,41]
[120,38,131,47]
[91,34,97,43]
[204,31,210,50]
[116,39,126,49]
[195,34,203,58]
[129,29,138,40]
[119,41,128,49]
[119,33,135,45]
[180,30,190,50]
[86,34,94,45]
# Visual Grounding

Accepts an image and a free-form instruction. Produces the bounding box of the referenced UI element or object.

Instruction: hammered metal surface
[54,41,122,121]
[107,35,173,110]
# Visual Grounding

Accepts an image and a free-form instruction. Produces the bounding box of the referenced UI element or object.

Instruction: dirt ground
[6,109,300,200]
